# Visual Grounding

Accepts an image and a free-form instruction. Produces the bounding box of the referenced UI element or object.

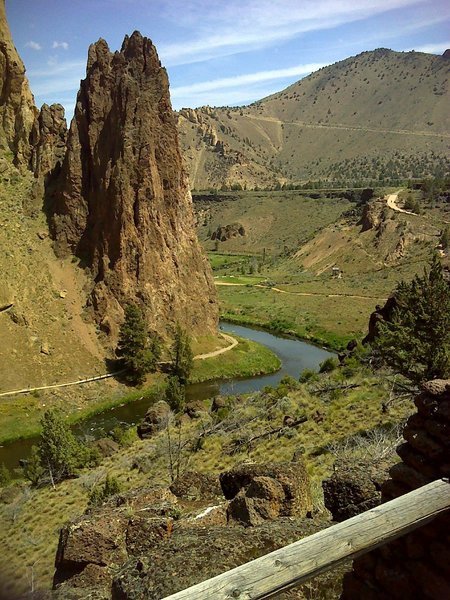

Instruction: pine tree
[117,304,161,385]
[170,324,193,384]
[373,255,450,383]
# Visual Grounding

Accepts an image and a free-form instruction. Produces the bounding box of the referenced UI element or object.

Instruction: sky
[6,0,450,121]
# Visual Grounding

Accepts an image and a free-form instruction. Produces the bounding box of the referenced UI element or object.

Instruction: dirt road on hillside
[385,191,416,215]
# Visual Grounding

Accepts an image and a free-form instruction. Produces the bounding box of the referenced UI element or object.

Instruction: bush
[319,357,339,373]
[372,255,450,383]
[117,304,161,385]
[88,474,122,507]
[299,368,318,383]
[170,324,193,384]
[165,376,186,413]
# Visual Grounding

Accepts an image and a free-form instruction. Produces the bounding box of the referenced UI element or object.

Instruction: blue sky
[7,0,450,120]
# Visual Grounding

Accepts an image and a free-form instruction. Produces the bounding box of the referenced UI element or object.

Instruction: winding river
[0,322,333,472]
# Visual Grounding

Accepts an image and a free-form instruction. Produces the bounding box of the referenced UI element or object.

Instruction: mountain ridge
[177,47,450,190]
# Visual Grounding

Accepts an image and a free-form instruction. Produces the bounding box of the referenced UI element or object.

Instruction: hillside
[177,49,450,190]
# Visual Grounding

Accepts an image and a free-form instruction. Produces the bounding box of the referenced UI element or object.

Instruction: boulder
[220,461,312,525]
[169,471,222,501]
[210,222,245,241]
[90,438,120,458]
[137,400,170,439]
[322,458,391,522]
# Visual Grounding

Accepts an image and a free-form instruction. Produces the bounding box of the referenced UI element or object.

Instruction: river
[0,322,333,472]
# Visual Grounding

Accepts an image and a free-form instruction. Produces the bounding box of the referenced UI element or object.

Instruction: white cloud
[171,62,328,109]
[52,41,69,50]
[159,0,425,66]
[407,41,450,54]
[25,41,42,51]
[171,63,326,98]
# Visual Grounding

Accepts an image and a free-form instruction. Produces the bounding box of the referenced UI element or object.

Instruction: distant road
[215,281,386,301]
[245,114,450,139]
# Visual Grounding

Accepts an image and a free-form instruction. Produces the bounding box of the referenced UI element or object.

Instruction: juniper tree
[170,324,193,384]
[38,410,86,485]
[373,255,450,383]
[117,304,161,385]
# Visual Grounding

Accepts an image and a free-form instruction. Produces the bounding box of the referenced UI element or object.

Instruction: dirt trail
[194,332,238,360]
[0,333,239,398]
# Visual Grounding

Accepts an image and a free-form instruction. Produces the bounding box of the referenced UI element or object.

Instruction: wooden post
[162,479,450,600]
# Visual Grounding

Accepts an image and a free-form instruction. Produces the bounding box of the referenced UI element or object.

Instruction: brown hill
[177,49,450,190]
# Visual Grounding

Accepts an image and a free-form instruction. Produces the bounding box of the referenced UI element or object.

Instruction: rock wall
[0,0,37,168]
[341,380,450,600]
[49,31,218,339]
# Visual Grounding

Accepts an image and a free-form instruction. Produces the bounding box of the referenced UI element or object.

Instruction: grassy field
[190,336,281,383]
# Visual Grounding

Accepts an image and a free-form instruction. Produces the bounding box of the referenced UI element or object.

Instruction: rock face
[49,31,218,340]
[0,0,38,167]
[31,103,67,179]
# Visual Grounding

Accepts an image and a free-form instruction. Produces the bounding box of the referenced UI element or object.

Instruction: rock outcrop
[52,473,325,599]
[0,0,38,167]
[341,381,450,599]
[211,222,245,241]
[49,31,218,340]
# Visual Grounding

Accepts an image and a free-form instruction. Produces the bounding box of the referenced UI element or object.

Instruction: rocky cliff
[0,0,37,168]
[49,32,218,339]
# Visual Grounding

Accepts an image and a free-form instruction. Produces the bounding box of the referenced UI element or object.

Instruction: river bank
[0,323,333,469]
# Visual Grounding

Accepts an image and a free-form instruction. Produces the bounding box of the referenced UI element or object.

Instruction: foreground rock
[49,31,218,341]
[137,400,170,439]
[52,463,323,598]
[220,461,313,526]
[322,458,391,522]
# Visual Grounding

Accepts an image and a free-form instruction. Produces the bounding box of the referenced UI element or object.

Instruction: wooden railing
[163,478,449,600]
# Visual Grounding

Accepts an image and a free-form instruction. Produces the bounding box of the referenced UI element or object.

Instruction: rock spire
[49,31,218,339]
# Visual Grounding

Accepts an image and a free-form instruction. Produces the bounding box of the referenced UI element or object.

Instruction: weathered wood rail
[163,478,450,600]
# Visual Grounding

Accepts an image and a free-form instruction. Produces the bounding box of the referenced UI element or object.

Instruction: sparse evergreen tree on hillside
[165,375,186,413]
[372,255,450,383]
[38,410,86,485]
[170,324,193,384]
[117,304,161,385]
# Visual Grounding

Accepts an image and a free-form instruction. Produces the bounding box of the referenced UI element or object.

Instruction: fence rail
[163,478,450,600]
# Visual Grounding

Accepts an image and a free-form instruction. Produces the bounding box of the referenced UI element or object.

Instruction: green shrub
[88,474,122,507]
[299,368,318,383]
[319,357,339,373]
